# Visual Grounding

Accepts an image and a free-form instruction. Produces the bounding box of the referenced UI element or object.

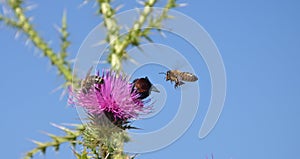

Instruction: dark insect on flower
[70,70,147,120]
[81,67,104,94]
[159,70,198,88]
[131,77,159,99]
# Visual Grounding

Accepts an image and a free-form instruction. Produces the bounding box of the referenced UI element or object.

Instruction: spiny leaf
[50,123,75,135]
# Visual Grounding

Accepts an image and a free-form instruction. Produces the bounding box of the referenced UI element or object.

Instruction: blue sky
[1,0,300,159]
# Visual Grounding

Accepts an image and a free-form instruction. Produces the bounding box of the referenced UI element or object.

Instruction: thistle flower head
[69,70,146,121]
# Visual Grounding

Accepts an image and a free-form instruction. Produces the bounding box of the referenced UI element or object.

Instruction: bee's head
[159,71,169,81]
[165,70,171,81]
[166,70,171,75]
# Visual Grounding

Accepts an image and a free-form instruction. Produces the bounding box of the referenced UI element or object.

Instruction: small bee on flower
[80,66,104,94]
[69,70,150,126]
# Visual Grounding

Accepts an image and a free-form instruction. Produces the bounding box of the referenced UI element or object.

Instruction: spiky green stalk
[1,0,181,158]
[24,124,85,159]
[59,11,71,65]
[98,0,177,72]
[4,0,73,83]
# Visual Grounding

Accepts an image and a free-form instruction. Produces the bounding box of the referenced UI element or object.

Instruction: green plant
[0,0,181,158]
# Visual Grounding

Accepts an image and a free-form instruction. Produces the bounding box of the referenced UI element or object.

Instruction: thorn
[104,152,110,159]
[50,123,71,132]
[2,5,11,16]
[25,3,38,11]
[123,54,139,66]
[130,154,139,159]
[60,123,81,127]
[50,84,64,94]
[98,60,108,64]
[133,46,144,54]
[63,8,67,18]
[40,131,56,138]
[178,3,188,7]
[35,49,43,58]
[127,57,139,66]
[124,25,130,32]
[88,60,100,66]
[53,24,60,33]
[158,30,167,38]
[78,0,89,9]
[28,16,34,22]
[32,48,39,56]
[136,0,145,6]
[14,31,21,39]
[30,139,43,145]
[68,58,77,64]
[59,88,68,101]
[91,40,106,47]
[25,38,31,46]
[115,4,124,11]
[134,7,142,15]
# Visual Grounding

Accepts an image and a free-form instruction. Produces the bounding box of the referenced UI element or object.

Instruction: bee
[160,70,198,88]
[81,67,104,94]
[131,77,160,99]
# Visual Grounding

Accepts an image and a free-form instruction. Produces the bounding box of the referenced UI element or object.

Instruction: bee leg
[174,82,179,88]
[174,81,185,88]
[82,88,88,94]
[95,86,100,92]
[174,79,179,88]
[174,84,178,88]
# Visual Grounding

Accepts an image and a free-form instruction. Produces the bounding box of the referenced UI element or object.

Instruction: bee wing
[84,66,93,80]
[182,72,198,81]
[175,74,183,81]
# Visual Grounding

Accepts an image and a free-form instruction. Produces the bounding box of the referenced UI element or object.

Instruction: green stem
[97,0,123,71]
[100,0,176,71]
[140,0,177,40]
[117,0,157,54]
[98,0,120,45]
[0,14,20,28]
[7,0,73,83]
[24,124,85,159]
[59,11,70,64]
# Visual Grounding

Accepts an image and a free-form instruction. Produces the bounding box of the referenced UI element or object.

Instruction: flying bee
[131,77,160,99]
[81,67,104,94]
[159,70,198,88]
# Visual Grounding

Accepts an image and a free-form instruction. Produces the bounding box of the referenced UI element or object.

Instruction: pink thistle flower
[69,70,147,121]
